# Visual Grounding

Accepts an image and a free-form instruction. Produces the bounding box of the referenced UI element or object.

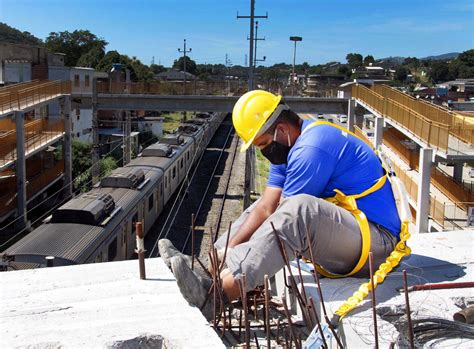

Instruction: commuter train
[2,112,227,269]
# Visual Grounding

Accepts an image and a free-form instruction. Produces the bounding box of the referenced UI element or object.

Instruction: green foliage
[150,64,166,75]
[77,46,105,68]
[173,56,197,75]
[363,55,375,65]
[346,53,363,68]
[394,66,410,83]
[45,29,108,67]
[71,139,118,192]
[458,49,474,67]
[0,22,43,45]
[72,139,92,177]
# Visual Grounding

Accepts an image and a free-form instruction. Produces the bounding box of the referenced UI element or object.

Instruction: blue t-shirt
[267,120,401,238]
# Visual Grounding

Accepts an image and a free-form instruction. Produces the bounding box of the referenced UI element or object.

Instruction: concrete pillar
[60,96,73,199]
[91,78,100,184]
[374,116,384,149]
[453,162,464,183]
[415,148,433,234]
[15,111,27,230]
[124,110,131,165]
[347,99,356,132]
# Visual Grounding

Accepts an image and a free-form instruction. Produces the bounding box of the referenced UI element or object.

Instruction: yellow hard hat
[232,90,282,152]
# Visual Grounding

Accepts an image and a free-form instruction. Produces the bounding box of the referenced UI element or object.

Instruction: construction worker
[160,90,401,319]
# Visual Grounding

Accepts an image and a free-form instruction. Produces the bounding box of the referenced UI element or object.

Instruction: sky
[1,0,473,67]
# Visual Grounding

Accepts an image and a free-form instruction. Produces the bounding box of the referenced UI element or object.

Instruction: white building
[48,66,97,143]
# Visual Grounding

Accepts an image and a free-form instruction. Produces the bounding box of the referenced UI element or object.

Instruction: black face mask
[261,129,291,165]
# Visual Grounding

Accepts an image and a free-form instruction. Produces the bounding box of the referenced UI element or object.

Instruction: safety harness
[301,121,411,321]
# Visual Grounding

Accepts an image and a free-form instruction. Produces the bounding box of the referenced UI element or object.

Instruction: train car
[2,113,227,269]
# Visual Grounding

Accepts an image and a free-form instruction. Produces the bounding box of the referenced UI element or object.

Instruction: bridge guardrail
[373,84,474,145]
[353,84,450,152]
[0,80,71,114]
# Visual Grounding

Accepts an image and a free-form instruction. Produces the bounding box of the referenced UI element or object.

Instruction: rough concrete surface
[0,258,224,348]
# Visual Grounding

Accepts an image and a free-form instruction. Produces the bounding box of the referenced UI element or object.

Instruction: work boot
[170,255,220,321]
[158,239,192,269]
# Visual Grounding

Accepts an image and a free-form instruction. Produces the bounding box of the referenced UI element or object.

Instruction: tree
[173,56,197,75]
[346,53,363,69]
[150,64,166,75]
[0,22,43,45]
[45,30,108,67]
[458,49,474,67]
[394,66,410,83]
[363,55,375,66]
[77,46,105,68]
[429,61,450,83]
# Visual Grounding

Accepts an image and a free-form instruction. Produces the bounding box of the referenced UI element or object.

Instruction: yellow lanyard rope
[302,121,411,320]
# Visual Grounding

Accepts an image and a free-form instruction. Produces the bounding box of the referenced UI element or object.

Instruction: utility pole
[225,54,233,95]
[237,0,267,209]
[237,0,267,91]
[178,39,192,95]
[251,21,266,69]
[91,77,100,185]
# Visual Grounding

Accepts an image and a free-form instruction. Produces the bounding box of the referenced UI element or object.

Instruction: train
[2,112,227,269]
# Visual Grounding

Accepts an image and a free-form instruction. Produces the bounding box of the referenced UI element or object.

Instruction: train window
[108,238,117,261]
[165,175,167,188]
[131,213,138,236]
[148,193,154,212]
[180,158,183,169]
[173,166,176,179]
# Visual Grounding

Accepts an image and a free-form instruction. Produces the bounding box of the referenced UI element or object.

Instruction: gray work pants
[215,194,398,290]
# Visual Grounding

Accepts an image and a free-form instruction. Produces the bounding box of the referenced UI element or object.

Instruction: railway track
[146,114,243,262]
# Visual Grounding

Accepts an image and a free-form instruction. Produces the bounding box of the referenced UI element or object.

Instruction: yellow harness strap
[301,120,411,320]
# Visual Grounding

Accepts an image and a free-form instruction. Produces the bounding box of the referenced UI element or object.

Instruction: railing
[353,84,450,151]
[373,84,474,145]
[0,118,64,165]
[96,80,245,96]
[0,161,64,218]
[0,80,71,114]
[353,125,373,147]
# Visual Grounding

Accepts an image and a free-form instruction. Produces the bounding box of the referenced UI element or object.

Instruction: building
[0,42,65,85]
[155,69,196,82]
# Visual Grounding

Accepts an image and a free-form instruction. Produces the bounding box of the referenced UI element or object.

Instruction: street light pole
[290,36,302,96]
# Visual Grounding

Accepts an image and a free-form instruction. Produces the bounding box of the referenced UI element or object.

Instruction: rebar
[282,294,299,349]
[308,297,327,349]
[369,252,379,349]
[270,223,311,328]
[403,269,415,349]
[304,226,343,348]
[264,275,271,349]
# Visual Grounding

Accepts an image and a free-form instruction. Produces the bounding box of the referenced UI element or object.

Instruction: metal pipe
[401,281,474,293]
[135,222,146,280]
[369,252,379,349]
[453,306,474,324]
[45,256,54,268]
[402,270,415,349]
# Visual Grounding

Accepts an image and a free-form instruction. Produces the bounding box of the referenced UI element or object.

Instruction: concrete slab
[0,258,224,349]
[275,230,474,348]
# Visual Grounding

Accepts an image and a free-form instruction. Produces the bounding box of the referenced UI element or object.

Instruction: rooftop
[0,258,224,348]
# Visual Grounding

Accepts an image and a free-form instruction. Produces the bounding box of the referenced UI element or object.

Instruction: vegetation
[173,56,197,75]
[162,112,186,134]
[72,139,118,192]
[254,148,270,195]
[0,22,43,45]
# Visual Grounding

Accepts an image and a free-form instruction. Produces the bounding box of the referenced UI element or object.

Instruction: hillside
[0,22,43,46]
[422,52,460,60]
